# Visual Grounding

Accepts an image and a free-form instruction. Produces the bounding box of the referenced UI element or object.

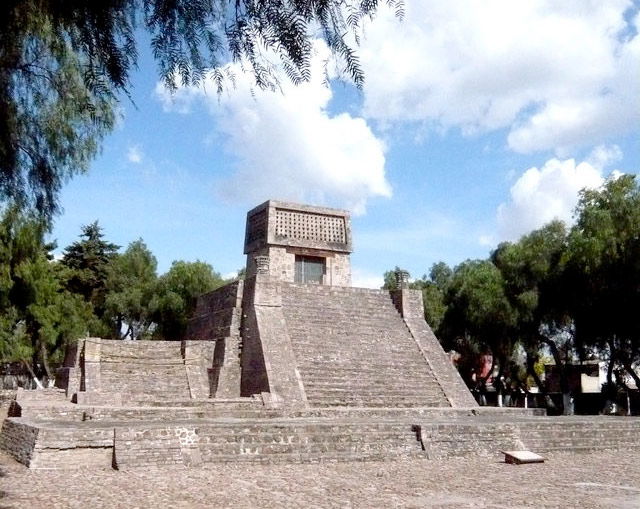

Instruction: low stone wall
[1,418,115,469]
[417,416,640,459]
[0,419,38,466]
[113,420,422,468]
[114,426,197,468]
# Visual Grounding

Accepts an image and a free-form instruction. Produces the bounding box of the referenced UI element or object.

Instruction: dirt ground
[0,449,639,508]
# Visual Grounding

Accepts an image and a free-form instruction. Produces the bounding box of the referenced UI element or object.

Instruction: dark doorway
[294,255,325,284]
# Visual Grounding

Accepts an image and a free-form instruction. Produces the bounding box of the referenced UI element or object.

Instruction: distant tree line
[0,214,231,384]
[385,175,640,414]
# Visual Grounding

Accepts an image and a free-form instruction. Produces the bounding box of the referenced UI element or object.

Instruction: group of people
[470,370,527,407]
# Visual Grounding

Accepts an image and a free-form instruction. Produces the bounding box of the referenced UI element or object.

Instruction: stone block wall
[240,276,307,408]
[185,281,243,398]
[186,280,243,341]
[0,419,38,466]
[326,253,351,286]
[243,200,352,285]
[114,427,189,468]
[245,247,351,286]
[391,289,478,408]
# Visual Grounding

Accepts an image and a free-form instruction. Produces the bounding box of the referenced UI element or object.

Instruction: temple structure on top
[243,200,352,286]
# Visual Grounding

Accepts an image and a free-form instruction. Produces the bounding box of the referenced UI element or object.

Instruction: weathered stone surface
[281,284,450,408]
[5,412,640,471]
[3,449,640,508]
[391,288,478,408]
[240,276,308,408]
[186,281,243,397]
[53,338,222,403]
[243,200,352,285]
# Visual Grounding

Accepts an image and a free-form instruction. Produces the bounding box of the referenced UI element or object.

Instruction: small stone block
[502,450,544,464]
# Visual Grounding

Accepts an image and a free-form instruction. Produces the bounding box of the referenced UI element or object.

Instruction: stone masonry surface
[243,200,352,285]
[1,449,639,508]
[281,284,452,408]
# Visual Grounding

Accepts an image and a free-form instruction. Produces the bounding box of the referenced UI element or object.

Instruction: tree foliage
[152,260,224,340]
[1,2,116,220]
[385,175,640,413]
[0,208,94,381]
[0,218,232,383]
[491,221,573,410]
[1,0,398,218]
[441,259,517,379]
[60,222,119,328]
[566,175,640,389]
[104,239,158,340]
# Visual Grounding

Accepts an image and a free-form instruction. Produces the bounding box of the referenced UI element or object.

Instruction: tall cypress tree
[61,221,119,318]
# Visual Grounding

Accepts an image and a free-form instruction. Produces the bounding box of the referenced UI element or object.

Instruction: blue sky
[51,0,640,287]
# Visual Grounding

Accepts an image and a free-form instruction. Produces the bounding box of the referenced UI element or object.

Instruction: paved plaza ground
[0,450,638,508]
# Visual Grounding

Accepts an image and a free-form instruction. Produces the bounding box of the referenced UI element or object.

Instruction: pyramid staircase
[281,285,449,407]
[97,340,191,402]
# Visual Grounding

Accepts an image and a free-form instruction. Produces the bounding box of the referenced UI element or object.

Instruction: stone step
[304,391,445,401]
[309,398,447,407]
[11,403,87,421]
[16,388,67,403]
[297,367,436,378]
[301,380,442,394]
[302,383,444,393]
[100,365,187,373]
[284,311,402,321]
[302,379,442,388]
[293,342,417,351]
[285,316,405,325]
[297,367,438,379]
[304,393,447,404]
[282,284,442,409]
[303,370,436,379]
[293,343,423,353]
[296,360,434,372]
[82,407,277,421]
[304,390,443,397]
[288,332,413,343]
[283,294,394,303]
[296,356,430,367]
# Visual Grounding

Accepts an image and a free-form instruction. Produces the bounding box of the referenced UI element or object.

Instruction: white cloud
[127,145,144,164]
[496,155,612,240]
[478,234,495,247]
[155,86,203,114]
[351,268,384,289]
[586,144,623,170]
[155,41,390,215]
[359,0,639,153]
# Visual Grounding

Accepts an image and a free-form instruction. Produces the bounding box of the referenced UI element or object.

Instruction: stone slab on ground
[0,449,639,508]
[503,450,545,464]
